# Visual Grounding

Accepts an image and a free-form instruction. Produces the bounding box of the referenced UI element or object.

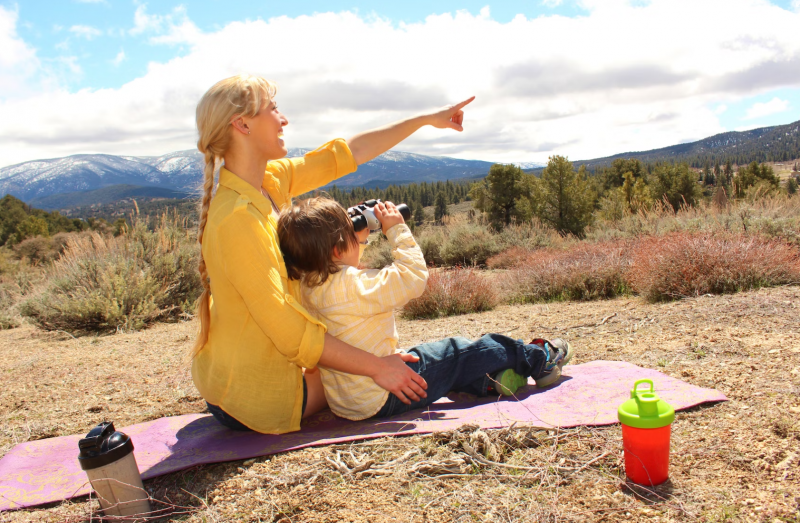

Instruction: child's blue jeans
[372,333,549,418]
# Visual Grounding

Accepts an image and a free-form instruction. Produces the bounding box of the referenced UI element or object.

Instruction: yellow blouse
[191,139,357,434]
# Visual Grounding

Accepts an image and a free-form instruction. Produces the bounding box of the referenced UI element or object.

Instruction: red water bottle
[617,379,675,486]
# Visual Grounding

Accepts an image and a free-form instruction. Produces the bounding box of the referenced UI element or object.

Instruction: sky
[1,0,800,168]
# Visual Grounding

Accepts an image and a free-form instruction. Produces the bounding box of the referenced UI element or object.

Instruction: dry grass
[19,215,200,335]
[402,268,499,319]
[1,285,799,522]
[499,241,632,303]
[628,232,800,302]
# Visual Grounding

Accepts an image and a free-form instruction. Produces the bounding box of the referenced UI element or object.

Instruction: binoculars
[347,199,411,233]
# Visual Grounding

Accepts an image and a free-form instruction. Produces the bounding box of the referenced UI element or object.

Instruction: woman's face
[248,100,289,159]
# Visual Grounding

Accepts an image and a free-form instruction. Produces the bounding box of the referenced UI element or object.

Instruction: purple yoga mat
[0,361,727,511]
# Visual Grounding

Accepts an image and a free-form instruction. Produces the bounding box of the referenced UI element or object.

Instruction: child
[277,197,573,420]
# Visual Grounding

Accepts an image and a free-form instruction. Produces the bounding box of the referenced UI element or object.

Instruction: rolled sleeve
[267,138,358,198]
[218,207,326,368]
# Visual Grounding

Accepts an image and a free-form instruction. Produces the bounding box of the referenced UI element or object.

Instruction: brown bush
[628,232,800,302]
[486,246,534,269]
[13,236,56,265]
[21,214,201,334]
[501,241,632,303]
[402,268,499,319]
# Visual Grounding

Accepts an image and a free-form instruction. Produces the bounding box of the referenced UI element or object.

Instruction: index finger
[452,96,475,111]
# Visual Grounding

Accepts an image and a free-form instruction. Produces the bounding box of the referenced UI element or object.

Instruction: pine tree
[649,163,702,210]
[535,156,595,237]
[434,192,449,223]
[469,164,527,228]
[786,177,798,196]
[413,201,426,225]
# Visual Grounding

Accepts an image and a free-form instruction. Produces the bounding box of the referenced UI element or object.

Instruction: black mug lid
[77,421,135,470]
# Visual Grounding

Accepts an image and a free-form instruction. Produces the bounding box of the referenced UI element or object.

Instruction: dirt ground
[0,286,798,522]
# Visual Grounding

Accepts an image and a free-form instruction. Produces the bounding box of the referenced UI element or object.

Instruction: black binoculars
[347,199,412,233]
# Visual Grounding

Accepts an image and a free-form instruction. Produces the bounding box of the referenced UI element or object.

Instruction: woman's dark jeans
[373,334,549,418]
[207,377,307,431]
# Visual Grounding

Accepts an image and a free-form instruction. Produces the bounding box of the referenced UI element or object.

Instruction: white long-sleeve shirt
[301,224,428,420]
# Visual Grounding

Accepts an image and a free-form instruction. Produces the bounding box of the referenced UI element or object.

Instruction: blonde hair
[191,74,278,359]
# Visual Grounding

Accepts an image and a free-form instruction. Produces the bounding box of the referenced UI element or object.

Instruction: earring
[248,130,251,135]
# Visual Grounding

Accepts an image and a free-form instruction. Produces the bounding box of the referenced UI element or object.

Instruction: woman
[191,74,474,434]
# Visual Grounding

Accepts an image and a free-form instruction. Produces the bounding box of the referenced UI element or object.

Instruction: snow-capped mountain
[0,148,495,202]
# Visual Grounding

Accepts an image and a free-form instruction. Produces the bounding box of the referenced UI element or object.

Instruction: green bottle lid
[618,379,675,429]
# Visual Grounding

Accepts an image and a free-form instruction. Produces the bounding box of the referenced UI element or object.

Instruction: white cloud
[744,97,790,119]
[130,4,162,35]
[112,49,125,66]
[0,5,39,100]
[2,0,800,167]
[69,24,103,39]
[793,0,800,12]
[541,0,564,6]
[129,4,201,45]
[57,56,82,76]
[714,104,728,115]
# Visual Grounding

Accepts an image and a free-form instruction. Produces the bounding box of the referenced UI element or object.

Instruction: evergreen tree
[469,164,528,228]
[722,160,734,186]
[649,163,702,210]
[434,192,449,223]
[535,156,595,237]
[413,201,426,225]
[733,161,780,197]
[786,177,798,196]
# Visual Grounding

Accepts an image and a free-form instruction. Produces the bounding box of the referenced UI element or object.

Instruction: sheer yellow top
[191,139,357,434]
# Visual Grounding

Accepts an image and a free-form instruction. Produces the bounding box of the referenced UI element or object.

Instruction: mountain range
[544,119,800,171]
[0,148,495,205]
[3,119,799,209]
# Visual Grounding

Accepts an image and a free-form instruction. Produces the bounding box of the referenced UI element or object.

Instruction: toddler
[277,197,573,420]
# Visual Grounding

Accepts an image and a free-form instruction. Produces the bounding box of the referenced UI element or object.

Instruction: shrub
[21,215,201,334]
[360,235,393,269]
[486,246,533,269]
[496,221,565,251]
[416,227,446,266]
[439,223,501,267]
[0,281,20,329]
[628,232,800,302]
[502,241,632,303]
[13,236,56,265]
[402,268,499,319]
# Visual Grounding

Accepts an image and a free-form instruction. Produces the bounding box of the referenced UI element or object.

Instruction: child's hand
[374,201,405,235]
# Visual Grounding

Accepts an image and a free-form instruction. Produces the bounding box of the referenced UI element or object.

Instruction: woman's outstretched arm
[318,333,428,405]
[347,96,475,166]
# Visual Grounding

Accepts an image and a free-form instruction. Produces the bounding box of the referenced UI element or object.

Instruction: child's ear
[331,245,342,261]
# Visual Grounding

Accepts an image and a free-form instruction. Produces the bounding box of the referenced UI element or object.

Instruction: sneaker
[491,368,529,396]
[532,338,573,388]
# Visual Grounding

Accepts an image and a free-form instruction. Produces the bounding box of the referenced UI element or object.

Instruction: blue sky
[1,0,800,166]
[11,0,586,91]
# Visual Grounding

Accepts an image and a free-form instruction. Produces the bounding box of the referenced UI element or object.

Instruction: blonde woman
[191,74,474,434]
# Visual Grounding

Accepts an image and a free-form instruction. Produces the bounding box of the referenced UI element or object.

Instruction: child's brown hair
[277,197,358,287]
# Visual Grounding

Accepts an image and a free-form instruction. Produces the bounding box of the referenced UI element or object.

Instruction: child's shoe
[532,338,573,388]
[490,368,529,396]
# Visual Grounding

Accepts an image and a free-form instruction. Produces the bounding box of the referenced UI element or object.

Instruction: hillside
[552,119,800,171]
[0,148,494,202]
[27,185,191,210]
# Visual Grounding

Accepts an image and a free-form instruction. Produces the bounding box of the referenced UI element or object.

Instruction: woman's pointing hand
[426,96,475,132]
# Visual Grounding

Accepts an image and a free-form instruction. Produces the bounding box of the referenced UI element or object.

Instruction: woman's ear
[230,115,249,136]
